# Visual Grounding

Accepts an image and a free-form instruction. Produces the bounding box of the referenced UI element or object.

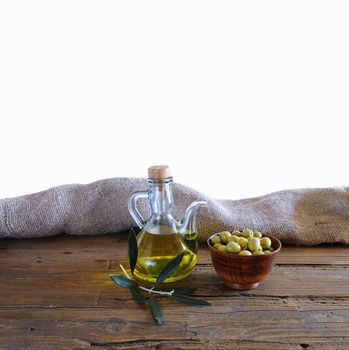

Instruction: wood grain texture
[1,233,349,350]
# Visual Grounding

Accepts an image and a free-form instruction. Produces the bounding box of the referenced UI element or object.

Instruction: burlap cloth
[0,178,348,245]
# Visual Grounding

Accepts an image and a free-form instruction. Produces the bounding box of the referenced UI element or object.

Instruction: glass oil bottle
[128,165,206,283]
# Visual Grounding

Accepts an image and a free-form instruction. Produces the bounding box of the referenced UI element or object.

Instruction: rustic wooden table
[0,234,348,349]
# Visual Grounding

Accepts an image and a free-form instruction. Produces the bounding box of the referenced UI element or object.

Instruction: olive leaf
[155,252,185,286]
[149,296,163,324]
[170,294,212,306]
[110,228,211,325]
[173,287,197,294]
[110,274,138,288]
[128,227,138,274]
[130,288,147,304]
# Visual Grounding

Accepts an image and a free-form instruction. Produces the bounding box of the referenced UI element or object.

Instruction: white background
[0,1,348,200]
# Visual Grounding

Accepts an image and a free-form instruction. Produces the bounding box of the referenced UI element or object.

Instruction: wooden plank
[1,247,348,278]
[0,264,349,307]
[0,233,122,252]
[0,298,348,349]
[1,235,349,274]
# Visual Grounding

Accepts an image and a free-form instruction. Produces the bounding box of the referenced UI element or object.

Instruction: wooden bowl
[207,233,281,290]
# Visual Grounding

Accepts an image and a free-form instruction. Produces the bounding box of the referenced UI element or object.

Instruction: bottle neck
[148,177,174,215]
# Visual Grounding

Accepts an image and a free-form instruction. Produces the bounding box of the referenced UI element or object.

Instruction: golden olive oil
[134,230,198,283]
[181,230,198,253]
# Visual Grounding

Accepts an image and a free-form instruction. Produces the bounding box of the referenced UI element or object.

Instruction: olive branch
[110,228,211,324]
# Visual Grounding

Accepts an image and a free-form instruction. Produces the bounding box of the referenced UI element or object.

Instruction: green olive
[211,235,221,245]
[260,237,272,249]
[248,237,261,252]
[264,250,272,255]
[269,247,274,251]
[226,242,241,253]
[232,230,242,236]
[254,231,263,239]
[213,243,222,249]
[219,231,232,243]
[242,229,254,238]
[237,237,249,249]
[239,250,252,256]
[253,251,265,256]
[228,235,240,243]
[218,245,227,252]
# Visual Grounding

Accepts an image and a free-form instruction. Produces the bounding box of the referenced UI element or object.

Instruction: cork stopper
[148,165,171,179]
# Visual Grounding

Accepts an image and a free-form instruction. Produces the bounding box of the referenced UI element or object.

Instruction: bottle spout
[180,200,207,233]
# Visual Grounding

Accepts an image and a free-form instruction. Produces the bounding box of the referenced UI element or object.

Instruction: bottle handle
[128,190,148,228]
